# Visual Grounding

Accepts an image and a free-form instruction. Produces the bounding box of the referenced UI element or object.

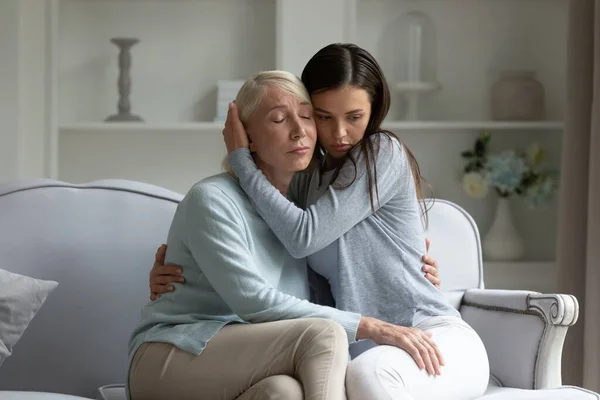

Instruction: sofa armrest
[460,289,578,390]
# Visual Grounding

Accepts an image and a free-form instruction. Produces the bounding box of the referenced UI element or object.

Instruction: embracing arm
[228,134,410,258]
[184,184,361,343]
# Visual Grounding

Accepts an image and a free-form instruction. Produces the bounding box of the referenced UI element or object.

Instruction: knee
[258,375,303,400]
[346,352,377,394]
[346,347,407,400]
[301,318,349,357]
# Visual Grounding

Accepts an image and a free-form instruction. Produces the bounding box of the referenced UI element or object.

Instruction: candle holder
[105,38,143,122]
[393,11,440,120]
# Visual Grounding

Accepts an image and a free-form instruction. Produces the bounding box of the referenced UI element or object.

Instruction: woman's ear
[246,128,256,152]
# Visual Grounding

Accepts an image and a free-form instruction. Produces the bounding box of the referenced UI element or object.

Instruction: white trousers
[346,316,489,400]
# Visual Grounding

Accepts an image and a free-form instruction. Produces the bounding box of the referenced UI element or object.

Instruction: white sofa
[0,179,598,400]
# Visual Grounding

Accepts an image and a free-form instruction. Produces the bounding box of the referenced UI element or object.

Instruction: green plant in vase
[460,132,559,260]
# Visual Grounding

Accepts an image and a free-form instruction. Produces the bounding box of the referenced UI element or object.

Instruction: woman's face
[311,85,372,159]
[245,85,317,174]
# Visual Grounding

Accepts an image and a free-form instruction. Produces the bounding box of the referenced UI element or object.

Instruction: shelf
[59,122,224,133]
[59,120,563,133]
[382,121,563,131]
[483,261,556,269]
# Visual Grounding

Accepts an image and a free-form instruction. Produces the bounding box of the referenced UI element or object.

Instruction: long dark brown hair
[301,43,431,225]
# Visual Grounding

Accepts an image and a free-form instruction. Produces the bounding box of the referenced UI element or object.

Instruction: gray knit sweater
[228,134,460,329]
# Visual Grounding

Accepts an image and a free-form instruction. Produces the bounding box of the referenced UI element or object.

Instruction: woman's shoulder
[372,131,405,155]
[181,173,249,217]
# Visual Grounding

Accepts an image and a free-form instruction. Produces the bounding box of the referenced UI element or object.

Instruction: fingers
[151,284,174,295]
[432,339,445,367]
[230,102,244,131]
[405,344,426,371]
[418,341,436,375]
[409,331,443,376]
[422,254,440,288]
[155,265,183,277]
[424,341,441,375]
[222,102,249,153]
[422,254,439,270]
[153,274,184,285]
[423,332,445,366]
[422,262,440,288]
[423,333,444,371]
[155,244,167,264]
[225,103,233,128]
[425,273,441,287]
[425,237,431,252]
[422,264,439,277]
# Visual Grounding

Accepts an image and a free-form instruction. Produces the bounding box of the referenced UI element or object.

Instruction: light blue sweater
[128,173,361,361]
[228,134,460,334]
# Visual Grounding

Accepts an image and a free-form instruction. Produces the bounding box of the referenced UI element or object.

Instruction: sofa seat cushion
[0,392,93,400]
[92,382,600,400]
[480,382,600,399]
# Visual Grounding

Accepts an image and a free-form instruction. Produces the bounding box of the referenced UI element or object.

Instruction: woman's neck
[254,156,293,196]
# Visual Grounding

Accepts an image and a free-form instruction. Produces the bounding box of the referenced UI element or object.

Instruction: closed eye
[349,115,363,121]
[300,115,312,120]
[317,115,332,121]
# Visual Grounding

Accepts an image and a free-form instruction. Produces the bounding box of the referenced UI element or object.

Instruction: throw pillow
[0,268,58,367]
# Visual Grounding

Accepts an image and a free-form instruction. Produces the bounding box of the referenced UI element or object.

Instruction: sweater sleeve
[228,134,410,258]
[183,184,361,343]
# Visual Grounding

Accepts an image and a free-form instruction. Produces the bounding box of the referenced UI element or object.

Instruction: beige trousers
[129,318,349,400]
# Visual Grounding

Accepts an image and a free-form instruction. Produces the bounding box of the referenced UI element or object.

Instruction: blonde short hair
[235,70,311,122]
[223,70,312,173]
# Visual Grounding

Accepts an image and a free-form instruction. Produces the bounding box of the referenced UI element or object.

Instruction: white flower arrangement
[460,132,559,208]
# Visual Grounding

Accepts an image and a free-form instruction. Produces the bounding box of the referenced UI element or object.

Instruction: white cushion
[0,269,58,366]
[481,383,600,399]
[94,382,599,400]
[0,392,92,400]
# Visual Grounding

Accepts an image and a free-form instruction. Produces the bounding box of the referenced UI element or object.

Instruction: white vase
[483,197,525,261]
[490,70,545,121]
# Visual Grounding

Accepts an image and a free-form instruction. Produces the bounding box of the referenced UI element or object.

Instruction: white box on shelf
[217,81,245,95]
[216,80,245,121]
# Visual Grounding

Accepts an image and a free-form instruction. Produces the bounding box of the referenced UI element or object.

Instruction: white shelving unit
[59,122,225,133]
[48,0,277,179]
[59,120,564,134]
[381,121,563,131]
[484,261,556,269]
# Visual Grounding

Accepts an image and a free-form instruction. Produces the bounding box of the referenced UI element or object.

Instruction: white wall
[0,0,48,182]
[18,0,48,179]
[276,0,356,76]
[59,129,225,195]
[0,0,20,182]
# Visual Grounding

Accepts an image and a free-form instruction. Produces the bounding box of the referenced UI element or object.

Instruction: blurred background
[0,0,569,293]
